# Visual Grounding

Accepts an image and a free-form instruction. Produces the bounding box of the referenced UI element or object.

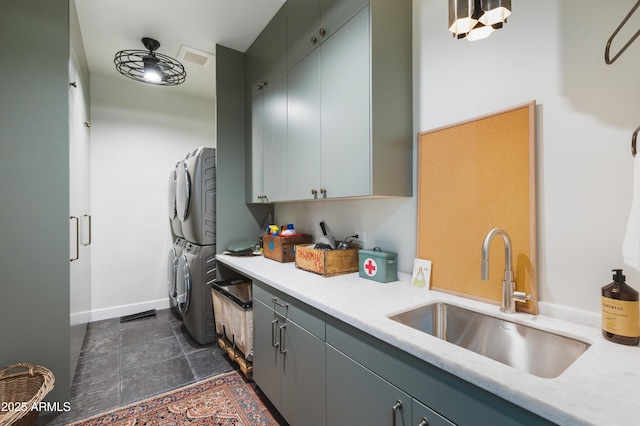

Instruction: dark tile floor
[39,308,284,425]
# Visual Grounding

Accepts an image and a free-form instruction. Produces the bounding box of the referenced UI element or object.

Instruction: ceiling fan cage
[114,38,186,86]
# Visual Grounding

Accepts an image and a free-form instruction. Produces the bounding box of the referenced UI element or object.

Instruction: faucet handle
[512,291,533,304]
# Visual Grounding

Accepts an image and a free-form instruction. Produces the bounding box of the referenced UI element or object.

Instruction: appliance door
[168,166,179,220]
[167,246,178,299]
[175,160,191,222]
[176,254,192,315]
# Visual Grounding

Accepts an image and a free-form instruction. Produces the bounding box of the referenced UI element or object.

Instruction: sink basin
[388,302,590,378]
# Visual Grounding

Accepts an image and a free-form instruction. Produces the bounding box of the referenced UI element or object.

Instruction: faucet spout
[481,228,513,280]
[481,228,527,313]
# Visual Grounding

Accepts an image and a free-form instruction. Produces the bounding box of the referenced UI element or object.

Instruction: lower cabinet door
[413,399,456,426]
[253,299,283,411]
[281,319,326,426]
[327,345,411,426]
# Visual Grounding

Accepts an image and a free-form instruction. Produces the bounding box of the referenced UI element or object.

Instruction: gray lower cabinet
[412,399,455,426]
[326,317,556,426]
[253,282,326,426]
[327,342,454,426]
[251,281,555,425]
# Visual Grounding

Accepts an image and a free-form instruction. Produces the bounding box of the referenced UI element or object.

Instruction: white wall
[277,0,640,315]
[89,74,215,318]
[89,0,640,318]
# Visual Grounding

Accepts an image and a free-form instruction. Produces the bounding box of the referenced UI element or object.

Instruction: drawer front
[253,280,325,340]
[413,398,455,426]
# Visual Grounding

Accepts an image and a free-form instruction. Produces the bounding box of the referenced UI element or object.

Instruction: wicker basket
[0,363,55,426]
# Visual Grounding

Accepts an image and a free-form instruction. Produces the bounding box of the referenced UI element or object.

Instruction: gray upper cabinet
[287,47,322,200]
[248,0,412,203]
[287,0,369,69]
[245,6,287,102]
[319,6,370,198]
[245,6,288,203]
[288,6,370,200]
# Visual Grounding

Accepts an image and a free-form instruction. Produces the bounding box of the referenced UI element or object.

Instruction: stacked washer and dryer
[167,147,217,344]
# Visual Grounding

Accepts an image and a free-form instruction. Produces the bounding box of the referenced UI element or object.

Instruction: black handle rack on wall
[605,1,640,157]
[605,0,640,65]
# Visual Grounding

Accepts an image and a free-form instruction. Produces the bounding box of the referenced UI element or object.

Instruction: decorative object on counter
[417,101,537,314]
[211,278,254,378]
[412,258,432,288]
[0,363,55,426]
[295,243,360,277]
[449,0,511,41]
[225,240,259,257]
[358,248,398,283]
[318,221,336,249]
[114,37,186,86]
[263,233,312,263]
[281,223,296,236]
[601,269,640,346]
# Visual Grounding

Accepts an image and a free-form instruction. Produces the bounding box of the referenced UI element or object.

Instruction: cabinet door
[281,319,326,426]
[253,299,283,411]
[262,75,288,202]
[320,0,368,40]
[287,49,322,200]
[287,0,320,69]
[320,6,370,198]
[413,399,455,426]
[247,7,287,100]
[327,345,411,426]
[248,94,265,203]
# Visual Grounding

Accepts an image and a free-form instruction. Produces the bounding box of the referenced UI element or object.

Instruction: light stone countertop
[216,254,640,426]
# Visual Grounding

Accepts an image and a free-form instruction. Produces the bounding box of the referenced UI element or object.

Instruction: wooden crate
[295,244,360,277]
[263,234,312,262]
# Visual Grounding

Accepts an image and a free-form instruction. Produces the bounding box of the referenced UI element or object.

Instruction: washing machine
[176,147,216,246]
[167,237,187,317]
[168,162,184,241]
[175,242,217,344]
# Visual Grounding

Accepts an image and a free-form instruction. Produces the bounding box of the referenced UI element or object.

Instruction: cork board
[417,101,537,314]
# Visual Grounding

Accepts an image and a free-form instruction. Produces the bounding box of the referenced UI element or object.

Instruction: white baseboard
[88,298,171,322]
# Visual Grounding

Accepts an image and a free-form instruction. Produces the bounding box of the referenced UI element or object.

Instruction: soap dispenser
[601,269,640,346]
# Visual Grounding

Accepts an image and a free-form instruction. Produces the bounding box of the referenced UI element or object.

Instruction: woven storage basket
[0,363,55,426]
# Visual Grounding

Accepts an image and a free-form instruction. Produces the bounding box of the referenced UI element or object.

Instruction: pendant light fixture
[114,38,186,86]
[449,0,511,41]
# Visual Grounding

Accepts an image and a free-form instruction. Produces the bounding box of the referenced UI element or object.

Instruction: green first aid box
[358,248,398,283]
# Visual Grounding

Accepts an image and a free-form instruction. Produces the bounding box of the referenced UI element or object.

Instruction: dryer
[176,147,216,246]
[167,237,187,317]
[175,242,217,344]
[168,162,184,241]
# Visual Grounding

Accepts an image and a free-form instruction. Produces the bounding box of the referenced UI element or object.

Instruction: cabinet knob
[418,417,429,426]
[320,188,327,195]
[319,27,326,37]
[310,36,318,44]
[311,189,318,196]
[257,81,268,90]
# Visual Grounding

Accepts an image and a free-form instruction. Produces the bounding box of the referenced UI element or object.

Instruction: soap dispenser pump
[601,269,640,346]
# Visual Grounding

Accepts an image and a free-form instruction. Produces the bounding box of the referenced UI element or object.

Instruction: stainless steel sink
[388,302,590,378]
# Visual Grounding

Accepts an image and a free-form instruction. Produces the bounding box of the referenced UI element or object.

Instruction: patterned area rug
[68,371,280,425]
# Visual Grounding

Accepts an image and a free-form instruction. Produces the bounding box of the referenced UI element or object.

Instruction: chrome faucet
[481,228,531,313]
